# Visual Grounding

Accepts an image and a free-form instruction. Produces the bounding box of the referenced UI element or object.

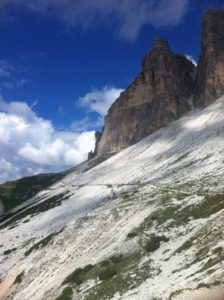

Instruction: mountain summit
[92,8,224,158]
[195,8,224,106]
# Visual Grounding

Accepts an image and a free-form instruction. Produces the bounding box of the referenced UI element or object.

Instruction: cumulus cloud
[71,116,104,133]
[0,97,95,183]
[0,0,189,40]
[185,54,197,66]
[78,85,123,117]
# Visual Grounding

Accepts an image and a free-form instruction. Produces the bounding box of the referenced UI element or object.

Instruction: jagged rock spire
[194,8,224,106]
[93,38,196,156]
[91,8,224,158]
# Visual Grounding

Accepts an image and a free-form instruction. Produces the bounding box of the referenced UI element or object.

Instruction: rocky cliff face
[194,9,224,107]
[93,8,224,157]
[95,39,196,156]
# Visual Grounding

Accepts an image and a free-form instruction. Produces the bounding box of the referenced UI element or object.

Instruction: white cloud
[0,158,20,183]
[185,54,197,66]
[71,116,104,133]
[78,85,123,116]
[0,0,189,40]
[0,158,42,183]
[73,85,123,133]
[0,97,95,183]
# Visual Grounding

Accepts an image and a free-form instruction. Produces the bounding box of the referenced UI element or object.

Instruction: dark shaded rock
[95,38,196,156]
[194,8,224,107]
[92,9,224,157]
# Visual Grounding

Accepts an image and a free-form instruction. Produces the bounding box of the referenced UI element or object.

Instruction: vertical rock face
[195,9,224,106]
[92,8,224,158]
[95,38,196,156]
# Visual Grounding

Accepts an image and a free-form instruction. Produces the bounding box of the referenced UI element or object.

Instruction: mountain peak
[194,8,224,107]
[153,37,169,49]
[92,8,224,158]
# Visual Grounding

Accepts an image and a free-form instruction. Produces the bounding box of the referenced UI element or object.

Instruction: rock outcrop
[194,9,224,107]
[95,39,196,156]
[92,8,224,158]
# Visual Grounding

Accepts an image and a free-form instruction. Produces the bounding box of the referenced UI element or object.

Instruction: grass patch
[24,228,64,256]
[126,214,154,238]
[3,247,17,255]
[100,260,110,267]
[13,271,24,284]
[56,287,73,300]
[175,237,194,254]
[197,282,210,289]
[83,264,93,273]
[127,231,138,239]
[151,192,224,230]
[0,173,64,213]
[121,191,136,202]
[84,253,156,300]
[63,268,83,285]
[169,152,189,166]
[196,252,224,274]
[61,251,154,300]
[110,254,123,264]
[98,268,117,281]
[0,192,70,229]
[168,289,186,299]
[144,234,169,252]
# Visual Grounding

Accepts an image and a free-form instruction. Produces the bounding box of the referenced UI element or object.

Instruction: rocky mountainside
[195,9,224,106]
[93,8,224,157]
[0,96,224,300]
[0,153,114,217]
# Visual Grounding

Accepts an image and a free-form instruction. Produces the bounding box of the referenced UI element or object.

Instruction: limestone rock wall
[95,39,196,156]
[194,9,224,106]
[92,8,224,158]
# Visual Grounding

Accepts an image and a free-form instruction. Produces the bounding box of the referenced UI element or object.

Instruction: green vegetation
[127,231,138,238]
[169,152,189,166]
[0,173,64,213]
[98,268,117,281]
[197,282,210,289]
[144,234,169,252]
[100,260,110,267]
[110,254,123,264]
[168,289,186,300]
[62,255,123,286]
[175,237,194,254]
[83,264,93,273]
[126,214,154,238]
[3,247,17,255]
[61,250,158,300]
[63,268,84,285]
[25,228,64,256]
[56,287,73,300]
[0,192,70,230]
[13,271,24,284]
[196,250,224,275]
[84,253,156,300]
[149,192,224,230]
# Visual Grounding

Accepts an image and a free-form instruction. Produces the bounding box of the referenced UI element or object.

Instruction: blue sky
[0,0,223,183]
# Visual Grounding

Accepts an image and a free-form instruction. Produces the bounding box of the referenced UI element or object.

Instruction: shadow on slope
[0,153,115,225]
